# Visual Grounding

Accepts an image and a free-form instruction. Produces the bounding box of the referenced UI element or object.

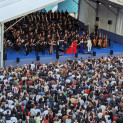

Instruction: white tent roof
[0,0,64,23]
[109,0,123,6]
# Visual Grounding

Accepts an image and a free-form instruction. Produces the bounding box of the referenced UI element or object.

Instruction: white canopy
[109,0,123,6]
[0,0,64,23]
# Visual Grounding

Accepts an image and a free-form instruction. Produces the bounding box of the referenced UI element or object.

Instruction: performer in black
[25,42,29,56]
[56,40,60,54]
[42,41,46,55]
[35,41,39,56]
[63,40,67,54]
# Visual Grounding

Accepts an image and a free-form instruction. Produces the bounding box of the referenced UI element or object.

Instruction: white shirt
[35,109,41,115]
[0,75,4,80]
[66,119,71,123]
[98,112,103,119]
[44,85,49,91]
[52,84,57,89]
[36,95,41,102]
[0,108,3,112]
[4,79,8,85]
[105,115,110,120]
[87,40,92,46]
[44,110,49,116]
[66,79,70,83]
[8,100,13,105]
[100,105,106,113]
[11,117,17,123]
[106,119,111,123]
[31,63,35,70]
[30,108,36,116]
[79,99,84,106]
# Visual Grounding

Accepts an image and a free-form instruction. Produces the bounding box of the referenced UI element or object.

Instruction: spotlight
[109,5,112,7]
[97,1,102,5]
[99,2,102,5]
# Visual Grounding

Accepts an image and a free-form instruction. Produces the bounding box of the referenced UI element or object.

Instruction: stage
[4,41,123,67]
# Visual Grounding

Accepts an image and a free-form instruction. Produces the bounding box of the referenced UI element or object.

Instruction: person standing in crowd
[0,55,122,123]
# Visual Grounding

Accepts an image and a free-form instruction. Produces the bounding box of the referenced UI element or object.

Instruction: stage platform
[4,41,123,67]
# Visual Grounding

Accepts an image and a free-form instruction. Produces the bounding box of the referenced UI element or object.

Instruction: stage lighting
[97,1,102,5]
[99,2,102,5]
[109,5,112,7]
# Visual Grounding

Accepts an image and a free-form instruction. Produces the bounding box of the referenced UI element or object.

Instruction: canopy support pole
[4,16,25,33]
[0,22,4,68]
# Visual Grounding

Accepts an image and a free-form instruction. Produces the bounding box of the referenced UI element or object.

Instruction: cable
[73,0,78,5]
[4,16,25,33]
[84,0,96,11]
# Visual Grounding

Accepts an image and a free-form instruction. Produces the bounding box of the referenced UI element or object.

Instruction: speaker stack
[75,53,78,58]
[16,57,20,63]
[110,50,113,55]
[96,17,99,21]
[108,20,112,25]
[36,56,40,61]
[56,53,59,60]
[93,51,96,56]
[3,53,7,60]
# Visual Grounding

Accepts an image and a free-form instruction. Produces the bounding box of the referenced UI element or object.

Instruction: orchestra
[4,10,108,55]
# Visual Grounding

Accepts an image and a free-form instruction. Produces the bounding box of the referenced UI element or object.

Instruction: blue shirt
[40,91,44,96]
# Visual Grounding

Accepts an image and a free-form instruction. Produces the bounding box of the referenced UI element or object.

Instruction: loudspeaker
[16,57,20,63]
[75,53,78,58]
[56,53,59,59]
[108,20,112,25]
[96,17,99,21]
[110,50,113,55]
[3,53,7,60]
[93,51,96,56]
[36,56,40,61]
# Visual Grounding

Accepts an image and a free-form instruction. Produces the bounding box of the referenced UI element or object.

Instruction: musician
[25,42,29,56]
[35,41,40,56]
[56,40,60,54]
[87,37,92,52]
[103,34,108,48]
[92,31,96,47]
[64,33,68,42]
[84,36,87,49]
[4,39,7,50]
[42,41,46,55]
[82,32,86,48]
[4,10,80,56]
[16,36,21,52]
[98,33,102,48]
[29,38,34,52]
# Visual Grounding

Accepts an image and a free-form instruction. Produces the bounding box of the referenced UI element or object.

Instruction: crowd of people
[0,55,122,123]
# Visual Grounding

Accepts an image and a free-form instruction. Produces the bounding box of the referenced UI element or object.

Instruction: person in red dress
[66,40,77,54]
